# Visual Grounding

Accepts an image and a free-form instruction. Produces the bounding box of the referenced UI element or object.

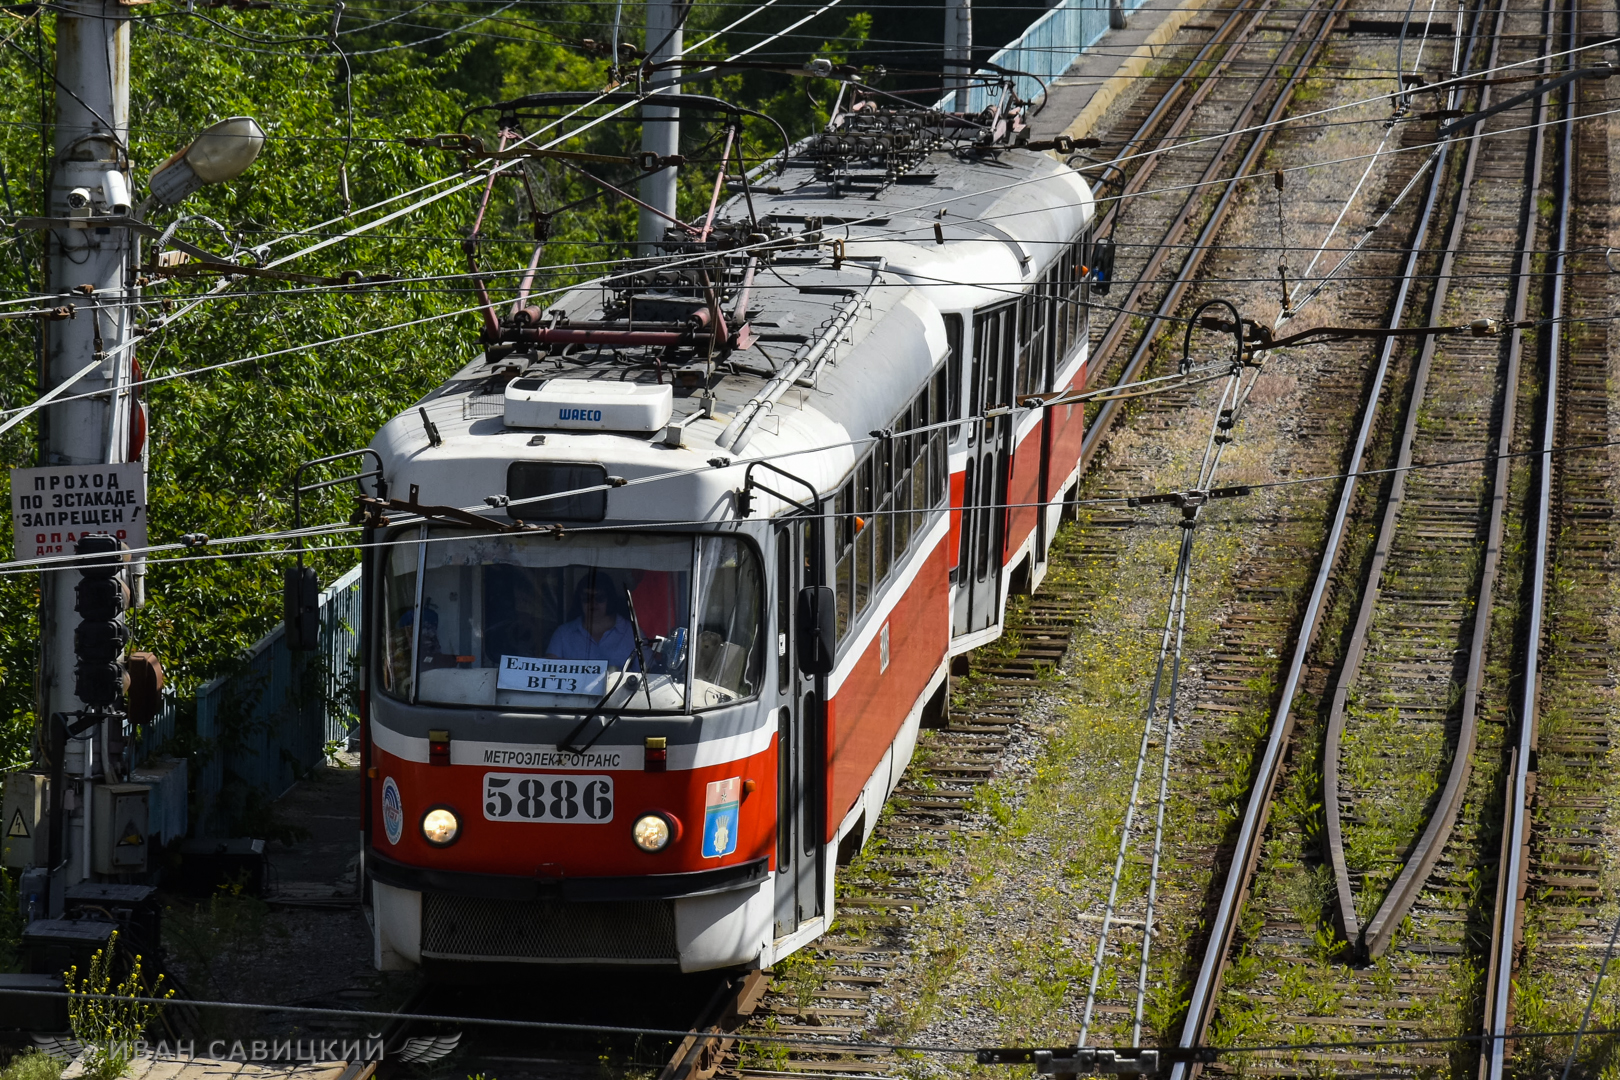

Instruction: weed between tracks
[1503,203,1620,1070]
[841,397,1295,1062]
[163,881,282,1003]
[749,10,1618,1078]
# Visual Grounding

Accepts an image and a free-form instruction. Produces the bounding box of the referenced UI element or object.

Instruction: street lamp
[146,116,265,207]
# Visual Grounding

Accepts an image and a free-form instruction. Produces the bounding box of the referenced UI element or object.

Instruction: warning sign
[6,809,28,839]
[117,821,144,846]
[9,462,147,560]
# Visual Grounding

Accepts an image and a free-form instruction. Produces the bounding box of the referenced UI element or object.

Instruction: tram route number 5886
[483,772,614,823]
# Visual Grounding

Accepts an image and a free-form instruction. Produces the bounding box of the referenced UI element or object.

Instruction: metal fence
[938,0,1150,114]
[134,564,362,836]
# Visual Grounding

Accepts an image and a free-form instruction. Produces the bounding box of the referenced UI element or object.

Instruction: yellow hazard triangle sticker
[6,809,28,839]
[117,821,144,847]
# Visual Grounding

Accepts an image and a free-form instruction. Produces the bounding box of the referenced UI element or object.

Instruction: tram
[356,85,1098,972]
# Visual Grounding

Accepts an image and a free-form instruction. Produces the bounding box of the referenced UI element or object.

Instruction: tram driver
[546,572,638,669]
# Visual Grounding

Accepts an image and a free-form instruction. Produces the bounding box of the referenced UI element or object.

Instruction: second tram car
[357,89,1098,971]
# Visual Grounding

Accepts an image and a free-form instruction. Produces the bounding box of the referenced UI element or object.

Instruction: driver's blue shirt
[546,616,636,667]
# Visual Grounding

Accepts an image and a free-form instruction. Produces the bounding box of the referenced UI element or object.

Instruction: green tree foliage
[0,1,866,769]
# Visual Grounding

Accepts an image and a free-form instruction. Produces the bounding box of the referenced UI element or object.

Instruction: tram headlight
[421,806,460,847]
[632,813,672,852]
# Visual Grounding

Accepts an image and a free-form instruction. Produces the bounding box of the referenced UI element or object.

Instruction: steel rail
[659,970,769,1080]
[1080,0,1350,473]
[1083,0,1264,240]
[1070,0,1279,381]
[1480,0,1574,1072]
[1166,14,1467,1073]
[1077,0,1279,368]
[1475,0,1555,1061]
[1319,0,1504,960]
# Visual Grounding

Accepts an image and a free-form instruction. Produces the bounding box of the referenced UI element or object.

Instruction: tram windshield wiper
[559,585,691,751]
[622,586,655,711]
[557,657,641,754]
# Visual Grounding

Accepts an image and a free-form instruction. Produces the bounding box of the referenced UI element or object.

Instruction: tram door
[953,304,1015,638]
[774,518,826,938]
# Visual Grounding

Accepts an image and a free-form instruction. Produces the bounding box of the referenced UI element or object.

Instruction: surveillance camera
[66,187,92,210]
[100,171,132,215]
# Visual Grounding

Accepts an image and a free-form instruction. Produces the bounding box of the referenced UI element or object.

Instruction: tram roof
[368,147,1092,526]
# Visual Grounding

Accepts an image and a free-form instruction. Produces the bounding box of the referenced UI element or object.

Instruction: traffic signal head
[75,533,129,579]
[284,565,319,652]
[1090,236,1116,296]
[73,534,131,710]
[126,652,166,728]
[74,576,129,621]
[76,660,130,707]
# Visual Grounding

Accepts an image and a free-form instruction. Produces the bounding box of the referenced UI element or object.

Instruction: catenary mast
[639,0,686,251]
[39,0,138,894]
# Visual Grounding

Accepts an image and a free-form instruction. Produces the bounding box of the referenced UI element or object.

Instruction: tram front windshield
[379,529,765,712]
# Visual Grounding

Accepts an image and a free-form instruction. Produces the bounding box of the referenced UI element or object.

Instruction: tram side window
[1040,264,1059,394]
[834,482,854,638]
[1070,233,1089,350]
[944,314,963,437]
[1052,250,1067,363]
[874,435,893,586]
[1016,292,1036,399]
[855,456,874,618]
[908,391,930,538]
[1043,230,1089,377]
[1024,270,1058,398]
[930,370,947,507]
[834,367,951,645]
[892,411,913,557]
[999,307,1018,408]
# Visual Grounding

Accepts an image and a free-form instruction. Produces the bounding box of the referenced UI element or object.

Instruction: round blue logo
[381,776,403,845]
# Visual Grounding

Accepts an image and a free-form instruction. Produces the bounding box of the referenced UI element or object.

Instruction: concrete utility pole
[42,0,136,885]
[639,0,686,252]
[945,0,972,113]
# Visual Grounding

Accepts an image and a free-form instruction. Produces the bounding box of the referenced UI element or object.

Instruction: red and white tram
[358,92,1097,972]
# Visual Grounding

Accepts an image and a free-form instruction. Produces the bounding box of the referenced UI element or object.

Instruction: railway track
[1080,0,1354,462]
[1163,0,1617,1073]
[716,548,1090,1079]
[376,1,1613,1075]
[708,0,1458,1071]
[1485,0,1616,1071]
[1317,0,1529,972]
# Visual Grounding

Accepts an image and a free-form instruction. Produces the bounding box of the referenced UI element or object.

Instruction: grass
[852,484,1266,1050]
[0,868,22,973]
[0,1053,62,1080]
[162,877,283,1003]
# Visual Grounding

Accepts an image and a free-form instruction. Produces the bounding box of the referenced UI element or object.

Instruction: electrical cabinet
[2,772,46,870]
[91,783,150,874]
